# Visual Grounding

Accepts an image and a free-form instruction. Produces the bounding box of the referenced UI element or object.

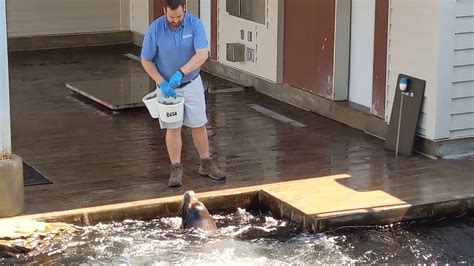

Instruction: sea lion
[180,191,217,231]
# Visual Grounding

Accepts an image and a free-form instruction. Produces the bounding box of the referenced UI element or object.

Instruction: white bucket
[142,91,161,119]
[142,91,185,123]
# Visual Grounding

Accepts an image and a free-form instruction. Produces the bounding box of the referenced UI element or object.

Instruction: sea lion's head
[180,191,217,231]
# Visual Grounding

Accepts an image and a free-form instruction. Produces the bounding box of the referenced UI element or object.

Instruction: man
[141,0,226,187]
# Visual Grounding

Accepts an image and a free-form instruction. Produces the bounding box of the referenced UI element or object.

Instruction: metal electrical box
[226,0,240,17]
[226,43,245,62]
[226,0,265,25]
[241,0,265,24]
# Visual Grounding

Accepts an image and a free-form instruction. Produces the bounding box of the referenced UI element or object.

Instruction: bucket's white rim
[157,94,185,105]
[142,91,157,102]
[142,92,185,104]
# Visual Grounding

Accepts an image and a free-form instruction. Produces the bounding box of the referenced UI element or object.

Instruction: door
[283,0,335,98]
[154,0,165,19]
[349,0,375,109]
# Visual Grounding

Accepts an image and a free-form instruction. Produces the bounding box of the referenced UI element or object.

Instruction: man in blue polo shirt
[141,0,226,187]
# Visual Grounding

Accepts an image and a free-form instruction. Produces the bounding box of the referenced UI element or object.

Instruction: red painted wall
[211,0,217,59]
[372,0,389,118]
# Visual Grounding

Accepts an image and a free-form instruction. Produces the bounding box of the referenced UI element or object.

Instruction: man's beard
[170,21,182,28]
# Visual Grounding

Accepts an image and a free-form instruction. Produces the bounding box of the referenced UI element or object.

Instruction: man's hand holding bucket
[157,81,176,98]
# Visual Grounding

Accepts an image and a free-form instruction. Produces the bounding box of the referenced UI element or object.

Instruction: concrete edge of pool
[1,176,474,233]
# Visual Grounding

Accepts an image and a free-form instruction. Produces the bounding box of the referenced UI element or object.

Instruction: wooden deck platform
[7,45,474,225]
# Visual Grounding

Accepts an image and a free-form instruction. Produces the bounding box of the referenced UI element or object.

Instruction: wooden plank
[261,174,474,216]
[8,44,474,217]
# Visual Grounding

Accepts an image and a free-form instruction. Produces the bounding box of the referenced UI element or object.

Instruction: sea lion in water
[180,191,217,231]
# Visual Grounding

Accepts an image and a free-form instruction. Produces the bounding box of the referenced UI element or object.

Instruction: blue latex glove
[169,70,184,89]
[157,81,176,97]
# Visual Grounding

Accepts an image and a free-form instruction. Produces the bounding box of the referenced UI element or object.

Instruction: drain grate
[123,53,141,62]
[208,87,244,94]
[247,104,306,127]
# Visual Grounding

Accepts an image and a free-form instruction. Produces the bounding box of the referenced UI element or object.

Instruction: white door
[349,0,375,109]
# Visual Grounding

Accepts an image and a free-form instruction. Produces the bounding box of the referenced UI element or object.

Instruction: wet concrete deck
[7,44,474,226]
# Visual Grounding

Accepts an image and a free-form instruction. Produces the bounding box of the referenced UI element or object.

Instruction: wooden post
[0,0,11,160]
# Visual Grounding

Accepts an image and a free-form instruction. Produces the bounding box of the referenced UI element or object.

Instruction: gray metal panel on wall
[226,0,240,16]
[276,0,284,83]
[385,74,426,156]
[187,0,200,17]
[0,0,11,159]
[241,0,266,24]
[333,0,351,101]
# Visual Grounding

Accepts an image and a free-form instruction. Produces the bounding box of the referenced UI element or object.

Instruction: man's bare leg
[167,127,184,187]
[166,127,182,164]
[191,126,210,159]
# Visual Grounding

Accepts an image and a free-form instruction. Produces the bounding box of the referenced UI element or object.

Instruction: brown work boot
[168,163,183,187]
[199,158,226,180]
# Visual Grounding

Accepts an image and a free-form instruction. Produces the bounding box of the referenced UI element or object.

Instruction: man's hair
[163,0,186,10]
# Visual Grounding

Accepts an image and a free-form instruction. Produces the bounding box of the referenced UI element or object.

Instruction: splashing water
[2,209,473,264]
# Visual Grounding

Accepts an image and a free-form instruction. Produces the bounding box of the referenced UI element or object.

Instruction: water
[2,210,474,264]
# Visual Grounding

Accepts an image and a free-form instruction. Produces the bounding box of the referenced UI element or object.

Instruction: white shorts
[157,75,208,129]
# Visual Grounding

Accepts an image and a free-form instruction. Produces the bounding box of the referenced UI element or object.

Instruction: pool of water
[2,210,474,264]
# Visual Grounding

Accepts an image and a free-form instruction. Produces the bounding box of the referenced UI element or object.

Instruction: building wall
[387,0,443,140]
[199,0,211,48]
[120,0,131,31]
[450,0,474,139]
[130,0,149,35]
[6,0,130,37]
[333,0,351,101]
[217,0,282,82]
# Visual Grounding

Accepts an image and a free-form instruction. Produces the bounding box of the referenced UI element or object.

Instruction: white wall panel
[6,0,129,37]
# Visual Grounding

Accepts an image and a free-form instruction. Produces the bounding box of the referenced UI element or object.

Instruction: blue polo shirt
[141,13,208,83]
